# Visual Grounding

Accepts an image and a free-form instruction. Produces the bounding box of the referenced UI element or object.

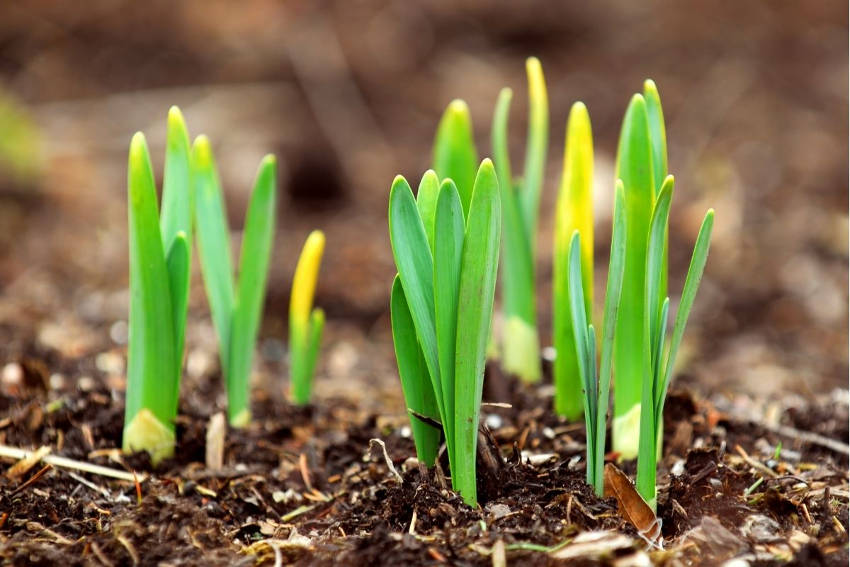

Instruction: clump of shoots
[552,102,594,418]
[289,230,326,405]
[565,182,626,496]
[613,81,670,459]
[636,179,714,510]
[490,57,549,383]
[123,107,192,464]
[389,160,501,506]
[193,137,277,427]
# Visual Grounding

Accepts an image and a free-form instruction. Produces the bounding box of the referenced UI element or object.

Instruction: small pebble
[2,362,23,386]
[110,320,128,344]
[485,414,503,429]
[78,375,95,391]
[49,373,66,390]
[96,351,124,375]
[487,503,512,519]
[741,514,782,543]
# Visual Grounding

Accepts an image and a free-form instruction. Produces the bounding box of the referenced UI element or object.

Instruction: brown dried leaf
[603,463,661,546]
[6,445,50,479]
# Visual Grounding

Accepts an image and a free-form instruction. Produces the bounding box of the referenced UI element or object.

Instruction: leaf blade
[554,101,594,417]
[391,277,441,466]
[193,136,235,376]
[453,160,501,506]
[388,176,443,422]
[124,133,177,461]
[432,100,478,216]
[228,155,277,426]
[433,180,465,460]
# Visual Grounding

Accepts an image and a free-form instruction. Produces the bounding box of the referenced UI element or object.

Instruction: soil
[0,366,847,566]
[0,1,847,565]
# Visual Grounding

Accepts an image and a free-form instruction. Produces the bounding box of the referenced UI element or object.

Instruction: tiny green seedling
[193,137,277,427]
[123,107,192,464]
[553,102,594,419]
[565,182,626,496]
[613,81,670,460]
[389,160,501,506]
[289,230,326,405]
[636,178,714,510]
[490,57,549,383]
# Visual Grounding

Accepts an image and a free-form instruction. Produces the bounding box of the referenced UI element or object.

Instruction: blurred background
[0,1,846,413]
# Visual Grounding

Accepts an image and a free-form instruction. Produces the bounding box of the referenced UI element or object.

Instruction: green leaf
[160,106,193,252]
[160,107,192,385]
[193,136,235,376]
[124,132,177,460]
[433,179,464,466]
[566,231,594,483]
[453,159,501,506]
[388,176,443,422]
[645,178,673,367]
[491,85,537,382]
[637,177,672,509]
[643,80,669,316]
[519,56,548,239]
[593,180,627,495]
[391,277,441,466]
[643,80,667,196]
[165,231,189,401]
[612,93,655,459]
[656,209,714,424]
[433,100,478,217]
[553,101,594,417]
[491,88,513,201]
[416,170,440,254]
[228,155,277,426]
[305,308,325,388]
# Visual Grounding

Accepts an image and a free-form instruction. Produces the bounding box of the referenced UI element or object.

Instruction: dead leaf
[603,463,661,547]
[6,445,51,479]
[549,530,640,560]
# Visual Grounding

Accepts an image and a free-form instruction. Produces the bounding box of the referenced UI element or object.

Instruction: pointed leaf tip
[261,154,277,169]
[192,135,212,166]
[168,106,186,128]
[448,99,470,116]
[130,132,147,156]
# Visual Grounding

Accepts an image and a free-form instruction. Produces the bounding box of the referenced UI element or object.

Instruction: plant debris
[0,379,846,565]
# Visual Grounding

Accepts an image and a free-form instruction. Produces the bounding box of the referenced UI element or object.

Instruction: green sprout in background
[491,57,549,383]
[565,181,626,496]
[612,81,670,459]
[636,179,714,510]
[289,230,326,405]
[123,107,192,464]
[194,137,277,428]
[432,99,478,218]
[389,160,501,506]
[552,102,594,419]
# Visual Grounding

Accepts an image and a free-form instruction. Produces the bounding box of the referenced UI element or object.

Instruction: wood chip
[205,412,226,472]
[603,464,662,547]
[6,445,51,479]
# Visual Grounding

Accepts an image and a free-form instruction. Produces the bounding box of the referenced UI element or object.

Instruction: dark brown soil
[1,368,847,566]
